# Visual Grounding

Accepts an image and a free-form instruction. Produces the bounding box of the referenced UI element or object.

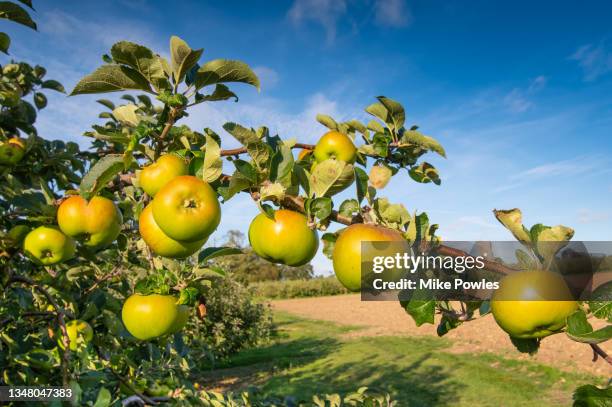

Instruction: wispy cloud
[253,66,280,89]
[374,0,412,28]
[503,75,547,113]
[509,156,594,180]
[287,0,347,43]
[577,209,609,224]
[570,40,612,81]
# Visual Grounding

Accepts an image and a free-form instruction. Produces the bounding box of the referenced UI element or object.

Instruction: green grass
[199,312,603,406]
[249,277,350,299]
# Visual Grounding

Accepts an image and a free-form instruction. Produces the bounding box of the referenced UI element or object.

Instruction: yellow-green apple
[57,195,123,250]
[249,209,319,266]
[332,223,406,291]
[152,175,220,242]
[139,204,205,258]
[313,131,357,164]
[23,226,76,265]
[491,270,578,339]
[122,294,186,340]
[139,154,189,197]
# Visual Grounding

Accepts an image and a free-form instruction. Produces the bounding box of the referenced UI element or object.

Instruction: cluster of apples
[23,195,123,265]
[138,154,221,258]
[0,137,26,165]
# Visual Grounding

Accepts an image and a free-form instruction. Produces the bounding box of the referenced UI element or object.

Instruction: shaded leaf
[0,32,9,54]
[377,96,405,130]
[573,384,612,407]
[399,130,446,158]
[0,1,36,30]
[195,59,260,91]
[70,65,152,95]
[80,154,124,198]
[41,79,65,93]
[111,41,169,91]
[199,247,242,264]
[170,35,203,84]
[201,135,222,183]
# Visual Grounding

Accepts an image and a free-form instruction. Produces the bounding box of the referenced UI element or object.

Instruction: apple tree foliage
[0,1,610,405]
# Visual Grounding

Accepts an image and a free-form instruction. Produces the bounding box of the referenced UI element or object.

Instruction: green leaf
[195,59,260,91]
[321,232,338,259]
[573,384,612,407]
[510,336,540,354]
[80,154,124,199]
[17,0,33,9]
[41,79,65,93]
[112,104,140,127]
[0,32,9,54]
[234,159,257,183]
[198,247,242,264]
[170,35,203,85]
[309,197,332,220]
[493,208,532,244]
[339,199,360,218]
[309,159,352,197]
[409,162,441,185]
[259,182,286,201]
[354,167,369,204]
[96,99,115,111]
[0,1,36,30]
[111,41,170,91]
[377,96,405,131]
[566,310,612,344]
[316,114,338,130]
[177,287,199,306]
[365,102,390,126]
[375,198,410,228]
[270,142,294,187]
[246,141,270,169]
[70,65,153,95]
[33,92,47,109]
[589,282,612,322]
[399,130,446,158]
[197,83,238,102]
[534,224,574,265]
[93,387,111,407]
[201,135,222,183]
[223,122,260,145]
[437,314,462,336]
[401,290,435,326]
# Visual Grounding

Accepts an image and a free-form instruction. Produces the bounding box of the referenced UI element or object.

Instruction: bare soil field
[271,294,611,377]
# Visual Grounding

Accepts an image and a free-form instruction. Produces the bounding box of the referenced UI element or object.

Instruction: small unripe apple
[139,154,189,197]
[249,209,319,266]
[58,320,93,351]
[313,131,357,164]
[0,138,26,165]
[491,270,578,339]
[369,164,393,189]
[23,226,76,266]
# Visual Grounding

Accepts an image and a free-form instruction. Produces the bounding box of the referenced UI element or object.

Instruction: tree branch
[220,142,315,157]
[591,344,612,366]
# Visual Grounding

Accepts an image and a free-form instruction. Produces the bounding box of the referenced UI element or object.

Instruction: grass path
[272,294,611,376]
[200,312,606,406]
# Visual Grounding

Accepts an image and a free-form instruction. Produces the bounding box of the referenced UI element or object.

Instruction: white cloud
[287,0,347,43]
[253,66,280,89]
[577,209,609,224]
[374,0,412,28]
[570,40,612,81]
[509,156,594,180]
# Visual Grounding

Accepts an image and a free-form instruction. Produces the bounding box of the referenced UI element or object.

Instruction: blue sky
[3,0,612,273]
